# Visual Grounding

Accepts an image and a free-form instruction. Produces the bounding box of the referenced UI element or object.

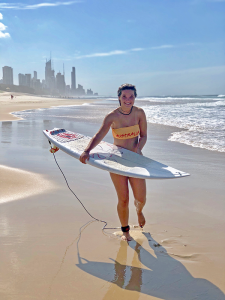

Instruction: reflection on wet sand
[76,231,225,300]
[102,241,143,300]
[1,121,12,144]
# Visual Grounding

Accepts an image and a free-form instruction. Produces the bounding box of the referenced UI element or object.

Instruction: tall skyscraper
[56,72,65,95]
[71,67,76,93]
[3,66,13,85]
[33,71,37,81]
[45,59,55,93]
[45,59,51,84]
[25,74,31,87]
[18,73,26,86]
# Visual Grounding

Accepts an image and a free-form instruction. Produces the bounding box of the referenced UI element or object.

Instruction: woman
[79,83,147,241]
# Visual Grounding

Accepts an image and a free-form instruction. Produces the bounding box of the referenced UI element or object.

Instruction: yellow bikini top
[112,124,140,140]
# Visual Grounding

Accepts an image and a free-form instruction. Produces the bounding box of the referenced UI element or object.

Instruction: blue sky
[0,0,224,96]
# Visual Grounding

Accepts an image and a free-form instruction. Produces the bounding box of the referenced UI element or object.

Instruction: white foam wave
[143,99,225,152]
[106,98,118,101]
[169,131,225,152]
[137,96,218,103]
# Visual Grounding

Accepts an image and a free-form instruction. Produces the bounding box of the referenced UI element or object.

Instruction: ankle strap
[121,225,130,232]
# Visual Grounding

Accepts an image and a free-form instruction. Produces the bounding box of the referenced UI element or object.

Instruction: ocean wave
[169,131,225,152]
[143,99,225,152]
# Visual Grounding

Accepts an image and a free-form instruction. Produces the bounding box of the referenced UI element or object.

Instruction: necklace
[118,106,133,115]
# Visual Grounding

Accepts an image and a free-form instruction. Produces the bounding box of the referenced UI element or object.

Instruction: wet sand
[0,92,97,121]
[0,93,225,300]
[0,164,55,204]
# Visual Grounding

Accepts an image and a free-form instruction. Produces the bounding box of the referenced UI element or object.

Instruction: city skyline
[1,58,97,96]
[0,1,225,96]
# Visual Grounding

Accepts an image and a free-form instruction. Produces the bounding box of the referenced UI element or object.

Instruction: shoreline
[1,91,224,155]
[0,92,98,121]
[0,92,98,206]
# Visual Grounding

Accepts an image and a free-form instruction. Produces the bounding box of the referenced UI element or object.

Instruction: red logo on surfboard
[57,133,79,139]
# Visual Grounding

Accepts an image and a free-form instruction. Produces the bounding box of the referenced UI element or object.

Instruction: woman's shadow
[76,232,225,300]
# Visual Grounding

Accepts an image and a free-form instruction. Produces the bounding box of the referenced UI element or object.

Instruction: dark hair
[117,83,137,98]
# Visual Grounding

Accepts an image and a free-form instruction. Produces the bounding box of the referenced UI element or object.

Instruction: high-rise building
[45,59,55,93]
[31,71,41,90]
[3,66,13,85]
[87,88,93,96]
[33,71,37,81]
[77,84,85,96]
[45,59,51,84]
[56,72,65,95]
[36,79,41,89]
[18,73,26,86]
[65,85,71,96]
[71,67,76,93]
[25,74,31,87]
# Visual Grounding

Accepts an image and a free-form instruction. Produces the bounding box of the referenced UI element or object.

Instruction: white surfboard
[43,128,190,179]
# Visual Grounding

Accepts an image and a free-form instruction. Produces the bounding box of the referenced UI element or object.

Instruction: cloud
[0,21,10,38]
[75,50,128,59]
[131,48,145,51]
[0,23,7,31]
[74,43,195,60]
[75,48,145,59]
[150,44,174,50]
[0,31,10,38]
[150,43,198,50]
[0,13,3,19]
[0,1,81,10]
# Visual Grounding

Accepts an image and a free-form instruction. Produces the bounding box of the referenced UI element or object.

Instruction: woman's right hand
[79,151,90,164]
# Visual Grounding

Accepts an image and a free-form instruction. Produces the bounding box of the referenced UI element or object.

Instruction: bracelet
[121,225,130,232]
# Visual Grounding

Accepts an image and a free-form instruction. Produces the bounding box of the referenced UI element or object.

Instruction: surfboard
[43,128,190,179]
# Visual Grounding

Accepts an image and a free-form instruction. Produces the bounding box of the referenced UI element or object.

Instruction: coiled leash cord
[49,141,119,232]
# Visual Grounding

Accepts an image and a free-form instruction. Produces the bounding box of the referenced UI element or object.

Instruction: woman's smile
[120,90,135,109]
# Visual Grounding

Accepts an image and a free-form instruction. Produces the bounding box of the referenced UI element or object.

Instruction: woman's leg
[128,177,146,228]
[110,173,132,241]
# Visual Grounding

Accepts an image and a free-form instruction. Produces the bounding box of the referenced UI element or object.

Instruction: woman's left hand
[135,145,143,155]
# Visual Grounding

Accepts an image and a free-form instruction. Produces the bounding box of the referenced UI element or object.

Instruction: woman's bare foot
[121,231,132,241]
[137,211,146,228]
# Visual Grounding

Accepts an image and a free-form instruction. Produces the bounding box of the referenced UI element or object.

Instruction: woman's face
[119,89,135,108]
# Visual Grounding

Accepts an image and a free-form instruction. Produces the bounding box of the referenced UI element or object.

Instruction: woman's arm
[79,113,114,164]
[136,108,147,154]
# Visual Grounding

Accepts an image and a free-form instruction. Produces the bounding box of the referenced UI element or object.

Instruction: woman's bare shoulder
[103,109,119,124]
[106,108,119,119]
[134,106,146,116]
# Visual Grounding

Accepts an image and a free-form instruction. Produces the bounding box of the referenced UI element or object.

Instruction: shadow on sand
[76,232,225,300]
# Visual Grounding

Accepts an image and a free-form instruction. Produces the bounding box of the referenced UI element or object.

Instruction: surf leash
[48,141,120,232]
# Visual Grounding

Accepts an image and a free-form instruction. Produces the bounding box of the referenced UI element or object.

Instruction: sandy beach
[0,92,224,300]
[0,92,97,121]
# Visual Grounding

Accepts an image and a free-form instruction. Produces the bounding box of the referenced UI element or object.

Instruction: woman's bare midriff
[113,136,139,152]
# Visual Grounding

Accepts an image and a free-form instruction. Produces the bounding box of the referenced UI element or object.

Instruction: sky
[0,0,225,96]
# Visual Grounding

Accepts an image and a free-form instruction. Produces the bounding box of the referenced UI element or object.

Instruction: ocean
[12,94,225,153]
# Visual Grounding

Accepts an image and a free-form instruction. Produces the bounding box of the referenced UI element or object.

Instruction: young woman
[79,84,147,241]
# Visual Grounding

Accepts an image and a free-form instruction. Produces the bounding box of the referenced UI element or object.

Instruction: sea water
[12,95,225,153]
